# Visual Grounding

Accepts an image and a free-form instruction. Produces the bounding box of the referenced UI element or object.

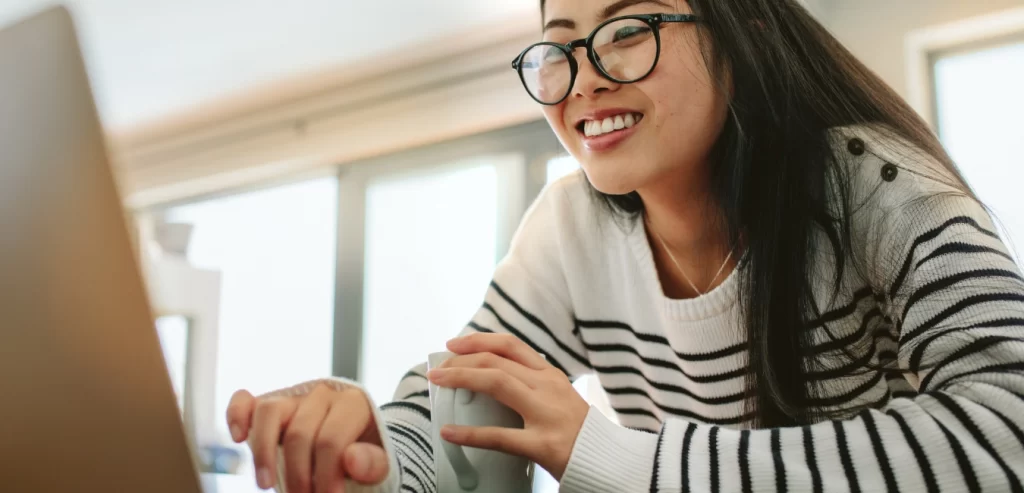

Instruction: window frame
[905,6,1024,128]
[332,119,561,380]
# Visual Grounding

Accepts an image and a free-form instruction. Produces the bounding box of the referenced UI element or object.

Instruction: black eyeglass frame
[511,13,701,105]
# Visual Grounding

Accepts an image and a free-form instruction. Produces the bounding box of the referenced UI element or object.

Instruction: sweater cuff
[559,406,659,493]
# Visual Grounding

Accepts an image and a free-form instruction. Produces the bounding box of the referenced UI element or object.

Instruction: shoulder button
[847,137,866,156]
[881,163,899,182]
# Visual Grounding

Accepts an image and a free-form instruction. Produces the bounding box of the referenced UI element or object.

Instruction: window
[360,159,501,405]
[533,153,616,493]
[155,315,191,414]
[934,39,1024,261]
[546,154,580,184]
[163,177,339,441]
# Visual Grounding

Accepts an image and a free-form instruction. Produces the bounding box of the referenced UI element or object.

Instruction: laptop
[0,6,204,492]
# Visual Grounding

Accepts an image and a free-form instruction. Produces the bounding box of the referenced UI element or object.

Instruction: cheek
[637,48,728,165]
[542,105,574,145]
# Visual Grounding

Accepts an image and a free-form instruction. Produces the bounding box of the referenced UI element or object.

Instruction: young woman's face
[540,0,729,195]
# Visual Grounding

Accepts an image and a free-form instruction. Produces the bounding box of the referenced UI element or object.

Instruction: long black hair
[540,0,974,427]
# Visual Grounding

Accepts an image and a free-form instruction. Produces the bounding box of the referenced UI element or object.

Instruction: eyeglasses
[511,13,701,105]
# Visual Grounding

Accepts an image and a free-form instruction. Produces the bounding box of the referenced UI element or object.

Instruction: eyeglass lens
[519,17,658,104]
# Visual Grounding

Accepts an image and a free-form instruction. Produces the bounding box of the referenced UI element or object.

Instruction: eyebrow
[543,0,673,32]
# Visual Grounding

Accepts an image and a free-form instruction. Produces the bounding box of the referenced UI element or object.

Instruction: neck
[638,167,734,298]
[639,168,726,255]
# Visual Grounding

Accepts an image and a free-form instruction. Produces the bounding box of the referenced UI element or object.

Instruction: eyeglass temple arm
[657,13,700,23]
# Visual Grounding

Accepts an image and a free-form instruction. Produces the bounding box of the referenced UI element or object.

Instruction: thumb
[344,442,390,485]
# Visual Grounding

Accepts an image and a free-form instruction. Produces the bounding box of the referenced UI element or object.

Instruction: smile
[577,112,644,137]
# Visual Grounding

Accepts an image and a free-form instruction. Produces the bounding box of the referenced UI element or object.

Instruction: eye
[542,46,569,65]
[613,25,652,43]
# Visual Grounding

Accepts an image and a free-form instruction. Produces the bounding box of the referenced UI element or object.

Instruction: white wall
[821,0,1024,97]
[0,0,537,129]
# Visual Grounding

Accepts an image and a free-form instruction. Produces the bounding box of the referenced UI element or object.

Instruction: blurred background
[2,0,1021,491]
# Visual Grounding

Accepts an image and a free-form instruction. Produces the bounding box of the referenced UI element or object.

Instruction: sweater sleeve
[560,157,1024,491]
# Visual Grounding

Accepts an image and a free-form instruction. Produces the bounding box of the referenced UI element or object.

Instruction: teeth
[582,113,643,137]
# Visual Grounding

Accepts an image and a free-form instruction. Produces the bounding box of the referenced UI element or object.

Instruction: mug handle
[435,386,480,491]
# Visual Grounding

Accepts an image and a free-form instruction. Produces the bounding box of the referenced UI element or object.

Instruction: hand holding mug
[427,332,591,480]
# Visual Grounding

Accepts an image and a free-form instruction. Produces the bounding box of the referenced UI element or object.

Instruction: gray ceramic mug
[427,351,534,493]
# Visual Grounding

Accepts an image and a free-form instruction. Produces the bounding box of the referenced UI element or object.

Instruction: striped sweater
[282,125,1024,493]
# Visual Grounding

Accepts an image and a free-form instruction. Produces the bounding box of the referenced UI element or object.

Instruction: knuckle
[287,472,310,492]
[308,382,334,399]
[338,386,368,406]
[542,367,564,382]
[253,399,272,415]
[314,434,343,454]
[282,428,311,449]
[488,372,510,393]
[254,397,281,415]
[478,352,499,368]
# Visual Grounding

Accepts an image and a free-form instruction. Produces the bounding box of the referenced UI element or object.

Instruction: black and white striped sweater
[290,125,1024,493]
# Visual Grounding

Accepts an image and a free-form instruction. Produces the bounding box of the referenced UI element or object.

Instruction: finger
[447,332,548,370]
[429,368,537,412]
[437,352,537,384]
[343,442,390,485]
[314,388,374,493]
[441,425,532,459]
[226,389,256,443]
[250,397,299,490]
[281,385,333,493]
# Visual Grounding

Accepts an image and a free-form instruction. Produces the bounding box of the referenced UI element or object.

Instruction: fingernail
[257,467,271,489]
[230,424,242,442]
[447,337,465,347]
[427,368,447,380]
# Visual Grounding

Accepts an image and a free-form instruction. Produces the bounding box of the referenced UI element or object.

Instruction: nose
[572,53,620,100]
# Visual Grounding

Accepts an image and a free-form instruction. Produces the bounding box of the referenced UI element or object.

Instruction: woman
[227,0,1024,491]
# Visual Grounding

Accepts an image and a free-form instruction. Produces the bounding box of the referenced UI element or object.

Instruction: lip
[581,120,641,152]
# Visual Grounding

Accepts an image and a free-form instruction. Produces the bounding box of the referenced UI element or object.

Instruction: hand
[427,333,591,480]
[225,383,388,493]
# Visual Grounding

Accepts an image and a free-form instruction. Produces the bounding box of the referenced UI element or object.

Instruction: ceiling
[0,0,537,130]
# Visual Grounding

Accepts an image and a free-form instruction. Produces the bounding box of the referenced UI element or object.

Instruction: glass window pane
[165,177,338,438]
[156,315,190,414]
[934,40,1024,262]
[546,154,580,184]
[361,161,498,405]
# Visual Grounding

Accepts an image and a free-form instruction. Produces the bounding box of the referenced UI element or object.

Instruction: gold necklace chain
[647,217,734,296]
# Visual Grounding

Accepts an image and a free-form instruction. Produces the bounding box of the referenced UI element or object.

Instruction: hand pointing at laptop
[226,383,389,492]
